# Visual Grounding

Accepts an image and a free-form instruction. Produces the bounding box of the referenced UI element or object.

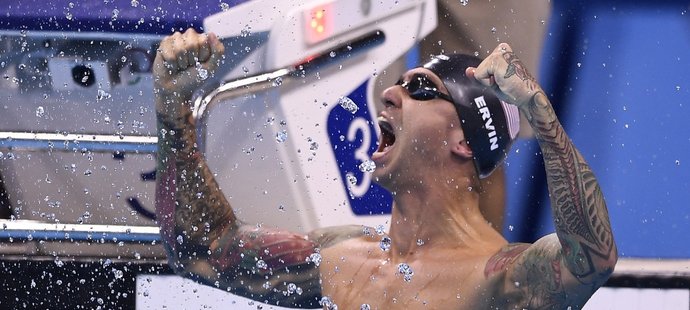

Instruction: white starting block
[0,0,437,258]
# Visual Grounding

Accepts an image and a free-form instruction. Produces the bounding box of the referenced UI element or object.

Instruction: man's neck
[385,177,504,262]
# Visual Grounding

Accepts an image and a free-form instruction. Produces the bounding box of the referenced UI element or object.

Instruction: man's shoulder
[484,243,532,278]
[307,224,379,249]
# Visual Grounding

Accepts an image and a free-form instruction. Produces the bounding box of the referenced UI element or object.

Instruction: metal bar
[192,30,386,150]
[0,220,160,243]
[0,132,157,153]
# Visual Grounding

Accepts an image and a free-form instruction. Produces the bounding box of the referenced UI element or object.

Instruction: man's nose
[380,85,404,109]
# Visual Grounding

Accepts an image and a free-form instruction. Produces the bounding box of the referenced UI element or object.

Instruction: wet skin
[154,29,617,309]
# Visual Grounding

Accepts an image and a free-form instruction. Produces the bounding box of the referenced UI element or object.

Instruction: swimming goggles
[396,74,454,103]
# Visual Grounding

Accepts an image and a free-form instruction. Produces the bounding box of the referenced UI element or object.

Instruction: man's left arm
[471,43,617,308]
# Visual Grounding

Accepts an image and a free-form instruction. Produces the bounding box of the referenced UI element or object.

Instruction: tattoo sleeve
[153,94,365,307]
[523,92,618,285]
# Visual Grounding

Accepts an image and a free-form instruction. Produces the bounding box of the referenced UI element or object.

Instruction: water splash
[346,174,357,186]
[306,252,322,266]
[196,62,208,80]
[358,160,376,173]
[276,130,288,143]
[379,236,391,251]
[375,224,385,235]
[319,296,338,310]
[286,283,297,295]
[97,89,111,101]
[337,96,358,114]
[397,263,414,282]
[35,106,45,118]
[272,77,283,87]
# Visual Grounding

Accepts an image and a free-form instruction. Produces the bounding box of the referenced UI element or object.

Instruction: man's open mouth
[377,116,396,153]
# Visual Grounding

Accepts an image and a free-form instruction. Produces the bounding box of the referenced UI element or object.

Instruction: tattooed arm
[470,43,617,308]
[153,28,364,308]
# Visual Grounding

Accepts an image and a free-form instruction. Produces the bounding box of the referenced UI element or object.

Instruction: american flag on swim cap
[500,101,520,140]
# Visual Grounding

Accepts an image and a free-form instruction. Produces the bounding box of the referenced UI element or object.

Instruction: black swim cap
[422,54,520,178]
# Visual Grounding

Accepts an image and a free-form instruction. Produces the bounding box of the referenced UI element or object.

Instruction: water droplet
[79,279,86,284]
[337,96,359,114]
[196,62,208,81]
[103,258,112,268]
[242,66,249,73]
[287,283,297,294]
[397,263,414,282]
[329,51,336,57]
[83,169,93,176]
[474,51,480,57]
[97,297,104,305]
[491,27,497,33]
[675,160,680,166]
[508,225,514,231]
[514,281,521,287]
[416,239,425,246]
[379,236,391,251]
[66,12,73,20]
[113,268,123,279]
[275,130,288,143]
[375,224,385,235]
[262,281,271,289]
[310,141,319,151]
[358,160,376,173]
[676,85,681,91]
[131,0,139,7]
[360,304,371,310]
[220,2,230,11]
[460,0,469,6]
[54,257,64,267]
[240,24,251,37]
[576,62,582,68]
[278,204,285,212]
[176,235,184,244]
[306,252,322,266]
[35,106,45,118]
[97,89,111,101]
[346,174,357,186]
[319,296,338,310]
[272,76,283,87]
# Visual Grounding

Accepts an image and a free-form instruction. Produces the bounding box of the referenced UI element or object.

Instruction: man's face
[371,68,465,190]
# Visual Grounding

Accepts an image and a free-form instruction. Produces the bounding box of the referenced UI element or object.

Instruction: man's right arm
[153,29,365,308]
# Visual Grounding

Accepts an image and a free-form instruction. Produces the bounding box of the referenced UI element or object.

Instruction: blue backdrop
[504,0,690,258]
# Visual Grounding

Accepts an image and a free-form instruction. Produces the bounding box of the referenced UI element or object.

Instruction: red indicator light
[305,5,332,44]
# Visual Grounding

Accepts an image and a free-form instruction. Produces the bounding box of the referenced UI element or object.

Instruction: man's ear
[451,139,473,160]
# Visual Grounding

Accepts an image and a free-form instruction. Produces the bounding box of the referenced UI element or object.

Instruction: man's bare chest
[320,254,499,309]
